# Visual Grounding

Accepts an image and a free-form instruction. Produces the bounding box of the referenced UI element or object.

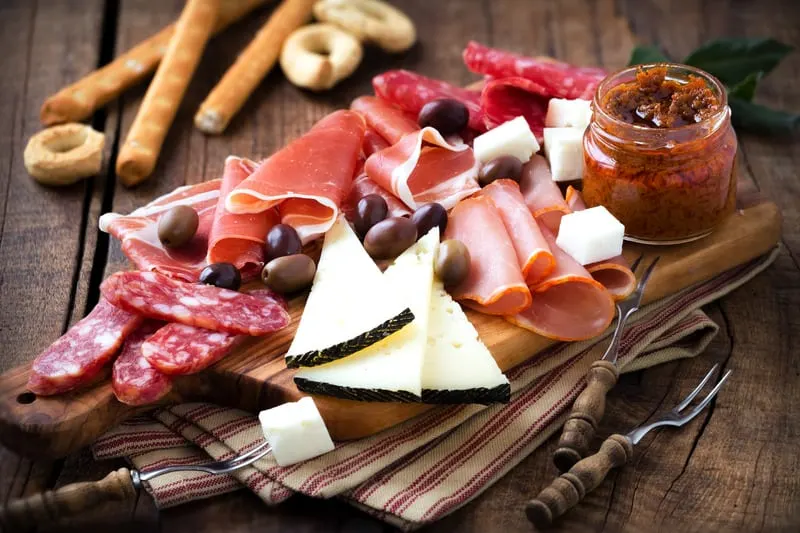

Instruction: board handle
[0,468,138,531]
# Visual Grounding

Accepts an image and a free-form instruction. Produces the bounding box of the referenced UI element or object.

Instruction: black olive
[199,262,242,291]
[157,205,199,248]
[261,254,316,294]
[363,217,418,259]
[478,155,524,187]
[411,203,447,237]
[354,194,388,237]
[435,240,470,288]
[418,98,469,135]
[265,224,302,261]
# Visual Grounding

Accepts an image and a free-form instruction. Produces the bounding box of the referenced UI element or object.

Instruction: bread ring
[280,23,363,91]
[312,0,416,53]
[24,123,105,186]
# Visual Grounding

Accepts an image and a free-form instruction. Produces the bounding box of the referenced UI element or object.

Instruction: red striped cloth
[93,248,778,530]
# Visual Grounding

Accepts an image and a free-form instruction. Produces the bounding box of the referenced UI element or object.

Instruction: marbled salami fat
[28,298,143,395]
[111,320,173,406]
[100,271,290,336]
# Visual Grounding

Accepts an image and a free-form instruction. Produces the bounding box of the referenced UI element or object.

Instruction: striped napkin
[93,248,778,530]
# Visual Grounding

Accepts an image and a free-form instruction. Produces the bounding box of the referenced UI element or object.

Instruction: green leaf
[728,72,762,101]
[628,45,670,66]
[729,96,800,136]
[684,38,792,86]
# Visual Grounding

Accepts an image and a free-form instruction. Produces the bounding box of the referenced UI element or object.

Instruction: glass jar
[582,64,737,244]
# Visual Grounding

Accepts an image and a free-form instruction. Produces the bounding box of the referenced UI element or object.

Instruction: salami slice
[481,77,549,140]
[141,290,287,375]
[372,70,485,132]
[100,271,290,336]
[111,321,173,406]
[28,298,143,396]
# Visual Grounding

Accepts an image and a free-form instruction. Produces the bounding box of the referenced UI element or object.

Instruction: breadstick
[195,0,316,134]
[116,0,219,186]
[40,0,269,126]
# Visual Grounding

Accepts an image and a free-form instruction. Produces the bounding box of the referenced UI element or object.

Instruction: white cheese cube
[473,116,540,164]
[556,206,625,265]
[543,127,585,182]
[545,98,593,130]
[258,397,335,466]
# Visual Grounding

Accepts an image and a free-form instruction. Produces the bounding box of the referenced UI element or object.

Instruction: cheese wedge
[294,228,439,401]
[543,127,585,182]
[421,280,510,404]
[473,116,540,164]
[545,98,593,130]
[285,217,413,367]
[258,397,335,467]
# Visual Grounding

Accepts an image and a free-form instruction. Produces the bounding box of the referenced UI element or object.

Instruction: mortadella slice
[225,110,366,243]
[111,320,173,406]
[444,196,531,315]
[507,228,615,341]
[519,155,570,233]
[351,96,418,145]
[565,186,636,300]
[478,180,555,286]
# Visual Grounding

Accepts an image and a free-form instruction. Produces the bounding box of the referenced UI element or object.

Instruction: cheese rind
[543,127,585,182]
[258,397,335,467]
[545,98,593,130]
[473,116,540,164]
[556,206,625,265]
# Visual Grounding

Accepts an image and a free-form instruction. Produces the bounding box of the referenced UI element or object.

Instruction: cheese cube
[556,206,625,265]
[543,127,585,182]
[258,397,335,466]
[473,116,540,164]
[545,98,593,130]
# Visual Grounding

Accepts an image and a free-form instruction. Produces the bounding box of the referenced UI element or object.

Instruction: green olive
[157,205,199,248]
[363,217,417,259]
[261,254,316,294]
[435,239,471,288]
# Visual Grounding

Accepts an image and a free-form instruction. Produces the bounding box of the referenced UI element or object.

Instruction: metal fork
[528,365,731,529]
[1,441,272,530]
[553,254,660,472]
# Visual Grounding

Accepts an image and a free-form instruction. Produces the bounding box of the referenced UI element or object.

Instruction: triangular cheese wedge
[421,280,510,404]
[294,228,439,400]
[285,217,413,367]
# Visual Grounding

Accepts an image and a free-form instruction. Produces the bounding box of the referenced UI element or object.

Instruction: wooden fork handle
[528,434,633,529]
[553,360,619,471]
[0,467,137,531]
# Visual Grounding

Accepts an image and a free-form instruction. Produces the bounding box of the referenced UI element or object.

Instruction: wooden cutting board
[0,188,781,459]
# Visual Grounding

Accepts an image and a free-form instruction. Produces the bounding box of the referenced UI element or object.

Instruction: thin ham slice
[480,77,549,140]
[99,180,221,281]
[342,174,412,222]
[477,180,554,286]
[363,128,391,156]
[507,228,615,341]
[207,156,279,279]
[352,96,418,144]
[444,196,531,315]
[225,110,366,243]
[519,155,570,233]
[565,186,636,300]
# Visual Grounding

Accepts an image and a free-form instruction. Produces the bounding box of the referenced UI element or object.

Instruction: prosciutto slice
[100,180,221,281]
[565,186,636,300]
[225,110,366,242]
[352,96,418,144]
[519,155,570,233]
[508,228,615,341]
[342,174,412,222]
[207,156,279,279]
[477,180,554,286]
[444,196,531,315]
[480,77,549,140]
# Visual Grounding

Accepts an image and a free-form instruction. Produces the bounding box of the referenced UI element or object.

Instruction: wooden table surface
[1,0,798,531]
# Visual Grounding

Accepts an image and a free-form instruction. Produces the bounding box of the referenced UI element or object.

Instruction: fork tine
[629,253,645,274]
[635,256,660,292]
[676,370,732,425]
[675,363,719,412]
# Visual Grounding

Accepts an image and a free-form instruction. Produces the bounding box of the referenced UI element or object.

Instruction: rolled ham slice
[519,155,570,233]
[507,228,615,341]
[225,110,366,243]
[480,77,549,141]
[445,196,531,315]
[565,186,636,300]
[477,180,554,286]
[352,96,418,145]
[207,156,279,279]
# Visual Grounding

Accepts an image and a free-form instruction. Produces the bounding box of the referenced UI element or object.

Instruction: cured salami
[519,155,570,233]
[100,271,290,336]
[351,96,418,145]
[28,298,143,395]
[111,320,173,406]
[463,41,607,100]
[480,77,549,140]
[372,70,485,132]
[99,180,221,282]
[342,174,412,222]
[225,110,366,243]
[141,289,287,375]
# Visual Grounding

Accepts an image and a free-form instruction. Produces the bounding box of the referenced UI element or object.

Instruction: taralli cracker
[280,23,363,91]
[195,0,316,134]
[39,0,269,126]
[24,123,105,186]
[116,0,219,186]
[313,0,416,53]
